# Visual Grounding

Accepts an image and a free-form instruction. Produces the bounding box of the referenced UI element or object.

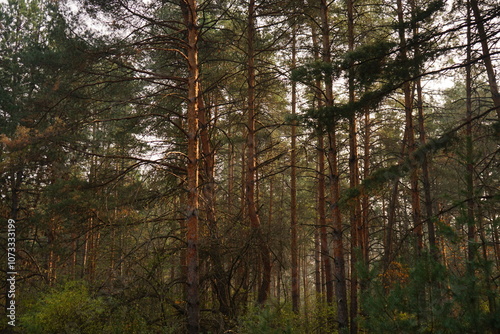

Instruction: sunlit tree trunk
[181,0,201,332]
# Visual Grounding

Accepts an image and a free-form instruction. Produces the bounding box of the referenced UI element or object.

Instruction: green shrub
[238,304,298,334]
[360,254,500,333]
[20,281,107,334]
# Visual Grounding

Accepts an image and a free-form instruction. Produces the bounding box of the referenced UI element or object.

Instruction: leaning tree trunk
[469,0,500,119]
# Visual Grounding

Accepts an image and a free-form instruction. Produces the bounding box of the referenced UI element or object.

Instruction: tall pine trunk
[181,0,201,332]
[396,0,423,253]
[317,134,334,306]
[410,0,438,259]
[247,0,271,305]
[384,128,408,270]
[465,9,479,313]
[347,1,361,332]
[361,108,370,266]
[465,0,477,270]
[416,79,437,258]
[311,26,334,309]
[199,95,231,317]
[320,1,349,331]
[291,27,300,314]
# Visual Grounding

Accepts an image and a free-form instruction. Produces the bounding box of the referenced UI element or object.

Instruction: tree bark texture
[291,27,300,315]
[181,0,201,332]
[347,1,361,332]
[469,0,500,119]
[410,0,438,259]
[247,0,271,305]
[397,0,423,253]
[311,25,334,308]
[320,1,349,331]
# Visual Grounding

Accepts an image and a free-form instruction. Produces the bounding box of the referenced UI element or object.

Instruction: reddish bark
[311,27,334,308]
[321,0,349,330]
[181,0,201,332]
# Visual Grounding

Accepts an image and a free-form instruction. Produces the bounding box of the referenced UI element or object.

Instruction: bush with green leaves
[237,303,299,334]
[20,281,107,334]
[20,280,152,334]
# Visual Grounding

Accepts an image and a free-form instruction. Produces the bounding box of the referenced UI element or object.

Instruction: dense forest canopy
[1,0,499,333]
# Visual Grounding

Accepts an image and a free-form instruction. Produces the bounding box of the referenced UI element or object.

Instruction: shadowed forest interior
[1,0,500,333]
